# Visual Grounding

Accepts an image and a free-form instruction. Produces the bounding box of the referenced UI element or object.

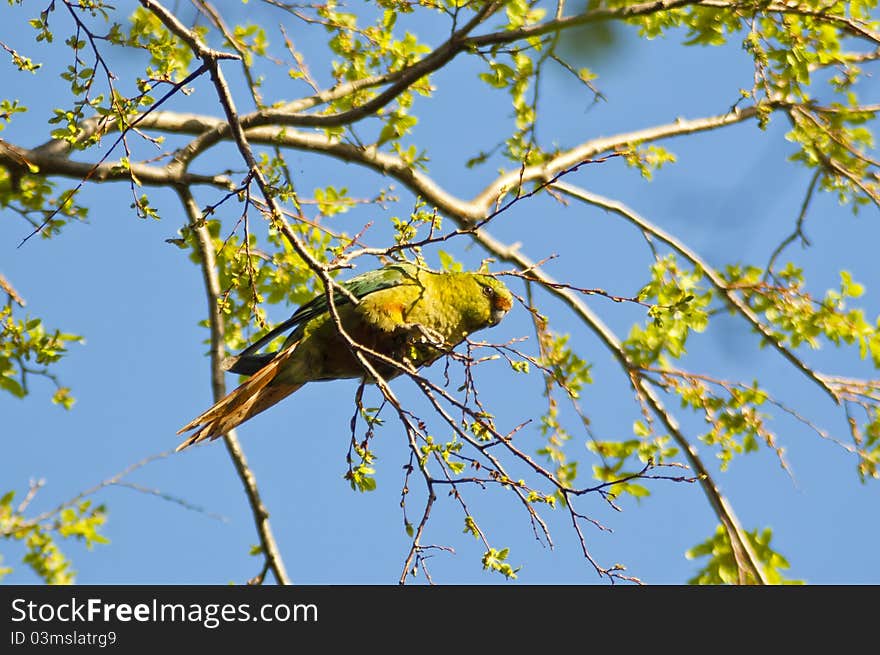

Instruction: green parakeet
[177,262,513,450]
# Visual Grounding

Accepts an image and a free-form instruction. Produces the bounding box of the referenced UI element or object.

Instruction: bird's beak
[490,295,512,325]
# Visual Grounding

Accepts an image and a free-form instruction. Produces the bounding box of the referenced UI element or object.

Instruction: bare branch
[177,187,291,586]
[118,102,761,222]
[4,451,172,535]
[2,144,234,189]
[766,170,819,275]
[0,272,26,307]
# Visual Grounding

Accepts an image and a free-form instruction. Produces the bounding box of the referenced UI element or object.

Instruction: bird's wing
[233,263,417,362]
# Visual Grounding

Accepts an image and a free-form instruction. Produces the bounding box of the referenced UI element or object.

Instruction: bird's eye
[482,285,495,298]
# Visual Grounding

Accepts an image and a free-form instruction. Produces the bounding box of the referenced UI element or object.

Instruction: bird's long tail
[177,345,301,451]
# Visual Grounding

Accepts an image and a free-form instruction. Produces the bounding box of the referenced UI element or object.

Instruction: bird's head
[473,274,513,327]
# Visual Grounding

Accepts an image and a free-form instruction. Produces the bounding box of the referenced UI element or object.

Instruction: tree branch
[700,0,880,45]
[141,0,344,306]
[464,0,880,50]
[250,2,502,129]
[460,227,770,584]
[177,187,291,585]
[550,182,840,404]
[467,105,760,215]
[465,0,706,49]
[0,141,233,189]
[120,102,761,222]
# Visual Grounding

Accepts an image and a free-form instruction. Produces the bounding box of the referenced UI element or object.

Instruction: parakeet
[177,262,513,450]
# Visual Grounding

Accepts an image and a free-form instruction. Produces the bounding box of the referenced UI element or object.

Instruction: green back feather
[236,263,418,359]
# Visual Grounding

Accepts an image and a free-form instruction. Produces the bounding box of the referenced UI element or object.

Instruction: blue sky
[2,2,879,584]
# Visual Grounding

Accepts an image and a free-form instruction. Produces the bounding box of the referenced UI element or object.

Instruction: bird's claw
[407,323,447,348]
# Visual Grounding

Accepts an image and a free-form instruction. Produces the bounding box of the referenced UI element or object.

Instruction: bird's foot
[402,322,447,349]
